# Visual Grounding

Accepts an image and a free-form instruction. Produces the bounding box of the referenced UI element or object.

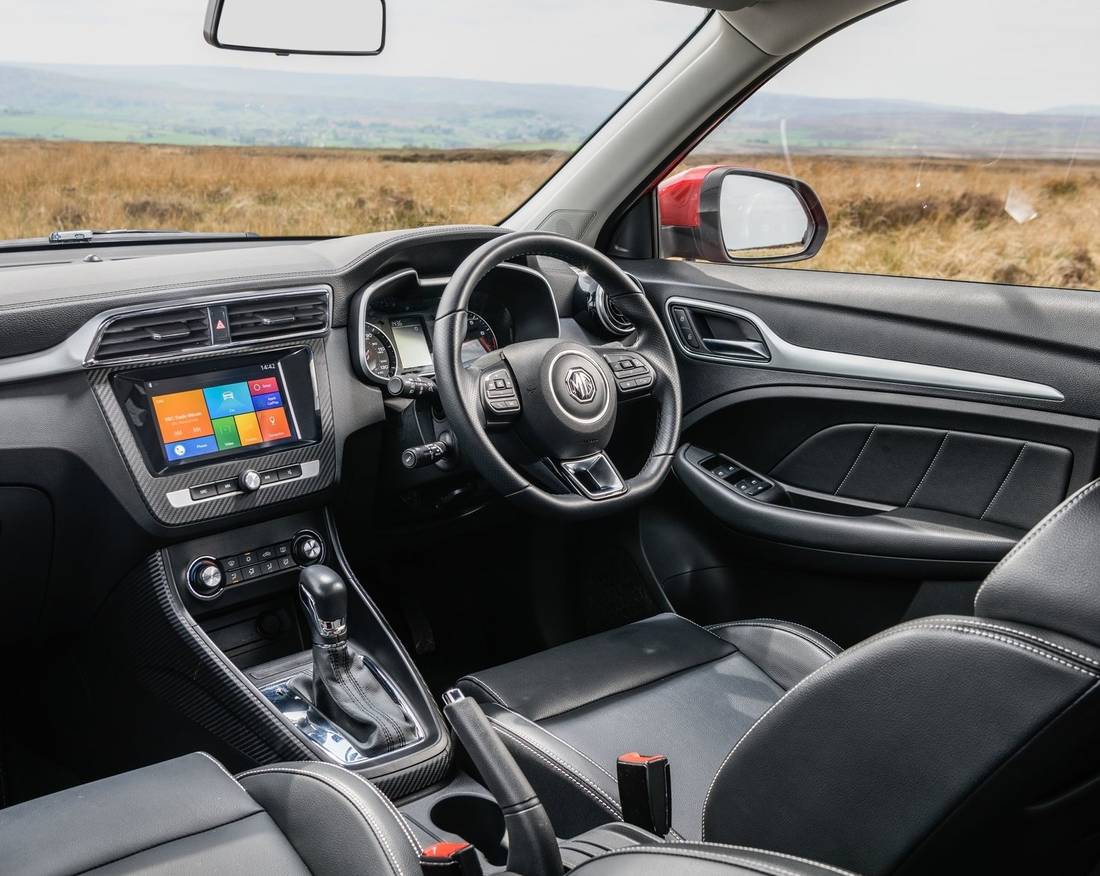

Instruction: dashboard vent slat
[93,308,210,362]
[226,292,329,342]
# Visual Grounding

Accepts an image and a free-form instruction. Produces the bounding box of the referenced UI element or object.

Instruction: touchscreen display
[390,317,433,370]
[150,368,298,465]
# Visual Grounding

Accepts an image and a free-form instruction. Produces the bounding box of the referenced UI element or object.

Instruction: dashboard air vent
[226,291,329,342]
[93,307,211,363]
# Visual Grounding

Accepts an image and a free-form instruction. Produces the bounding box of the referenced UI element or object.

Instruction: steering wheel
[433,231,682,518]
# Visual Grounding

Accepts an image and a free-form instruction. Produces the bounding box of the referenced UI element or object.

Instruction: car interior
[3,0,1100,874]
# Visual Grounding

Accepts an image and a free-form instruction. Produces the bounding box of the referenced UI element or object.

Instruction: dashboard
[348,263,560,386]
[0,225,634,639]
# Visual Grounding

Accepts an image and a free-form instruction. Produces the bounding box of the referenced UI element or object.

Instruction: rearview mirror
[204,0,386,56]
[658,166,828,264]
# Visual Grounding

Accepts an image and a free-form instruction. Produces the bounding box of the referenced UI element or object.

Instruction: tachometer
[461,312,498,364]
[363,323,398,382]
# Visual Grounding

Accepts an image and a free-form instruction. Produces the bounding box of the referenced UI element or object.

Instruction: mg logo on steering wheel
[565,367,597,404]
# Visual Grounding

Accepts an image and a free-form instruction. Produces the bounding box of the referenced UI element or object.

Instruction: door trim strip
[664,296,1064,402]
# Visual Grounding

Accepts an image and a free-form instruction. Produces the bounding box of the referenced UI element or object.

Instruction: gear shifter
[296,565,417,755]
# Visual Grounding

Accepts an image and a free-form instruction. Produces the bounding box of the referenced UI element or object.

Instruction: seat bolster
[480,702,635,839]
[238,761,422,876]
[707,619,840,690]
[0,752,291,876]
[572,842,858,875]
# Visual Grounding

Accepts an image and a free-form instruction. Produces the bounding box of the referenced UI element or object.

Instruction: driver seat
[458,478,1100,874]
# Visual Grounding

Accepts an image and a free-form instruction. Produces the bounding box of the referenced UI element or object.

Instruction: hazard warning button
[210,305,232,344]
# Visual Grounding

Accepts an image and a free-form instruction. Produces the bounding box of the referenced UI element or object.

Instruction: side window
[660,0,1100,292]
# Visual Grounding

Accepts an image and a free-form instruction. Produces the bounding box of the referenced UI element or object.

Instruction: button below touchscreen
[151,370,297,464]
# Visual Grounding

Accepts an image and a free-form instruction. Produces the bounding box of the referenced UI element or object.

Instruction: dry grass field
[1,138,1097,290]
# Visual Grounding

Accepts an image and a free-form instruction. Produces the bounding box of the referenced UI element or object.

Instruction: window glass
[668,0,1100,291]
[0,0,703,241]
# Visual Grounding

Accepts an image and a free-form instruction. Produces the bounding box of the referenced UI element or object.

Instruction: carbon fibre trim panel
[110,552,315,766]
[89,339,336,526]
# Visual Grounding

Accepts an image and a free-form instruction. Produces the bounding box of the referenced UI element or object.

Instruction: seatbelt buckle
[420,841,482,874]
[616,752,672,837]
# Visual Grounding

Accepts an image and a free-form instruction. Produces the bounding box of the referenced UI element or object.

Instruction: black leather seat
[0,752,854,876]
[459,478,1100,874]
[457,613,840,840]
[0,752,422,876]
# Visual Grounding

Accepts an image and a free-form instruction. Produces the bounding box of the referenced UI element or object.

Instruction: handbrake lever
[442,689,561,876]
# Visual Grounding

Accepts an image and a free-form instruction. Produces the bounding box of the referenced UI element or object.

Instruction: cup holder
[430,794,508,866]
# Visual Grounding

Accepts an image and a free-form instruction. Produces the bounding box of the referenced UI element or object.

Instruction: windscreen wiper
[47,228,260,244]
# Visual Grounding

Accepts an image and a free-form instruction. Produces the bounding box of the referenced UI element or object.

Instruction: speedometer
[363,323,398,382]
[461,312,498,364]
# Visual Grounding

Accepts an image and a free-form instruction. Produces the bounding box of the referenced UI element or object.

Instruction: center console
[90,339,337,526]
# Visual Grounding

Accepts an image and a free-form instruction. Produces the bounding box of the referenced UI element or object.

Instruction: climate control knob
[238,469,262,493]
[187,557,224,601]
[292,531,324,566]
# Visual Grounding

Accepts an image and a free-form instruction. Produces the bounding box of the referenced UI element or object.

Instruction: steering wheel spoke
[553,452,626,501]
[477,358,523,422]
[598,348,656,398]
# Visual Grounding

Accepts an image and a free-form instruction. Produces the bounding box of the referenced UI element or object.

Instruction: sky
[0,0,1097,113]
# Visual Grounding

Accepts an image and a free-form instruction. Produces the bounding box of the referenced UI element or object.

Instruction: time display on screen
[150,371,297,465]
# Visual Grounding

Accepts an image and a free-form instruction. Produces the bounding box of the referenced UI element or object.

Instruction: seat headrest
[975,477,1100,647]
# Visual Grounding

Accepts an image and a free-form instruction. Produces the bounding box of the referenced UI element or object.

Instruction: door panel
[624,259,1100,640]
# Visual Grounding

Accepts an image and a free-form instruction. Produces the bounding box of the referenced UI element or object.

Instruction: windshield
[0,1,703,242]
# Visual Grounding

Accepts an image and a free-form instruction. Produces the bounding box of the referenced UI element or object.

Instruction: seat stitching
[69,811,269,876]
[904,430,950,507]
[341,768,423,859]
[707,622,837,662]
[700,670,820,838]
[197,751,249,793]
[579,846,825,876]
[662,842,859,876]
[834,425,877,495]
[975,477,1100,606]
[892,624,1099,677]
[723,618,842,654]
[237,766,410,876]
[488,721,622,820]
[945,618,1100,666]
[457,674,509,707]
[981,441,1028,520]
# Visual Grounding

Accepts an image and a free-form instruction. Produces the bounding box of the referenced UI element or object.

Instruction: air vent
[595,286,635,337]
[226,291,329,343]
[92,307,211,363]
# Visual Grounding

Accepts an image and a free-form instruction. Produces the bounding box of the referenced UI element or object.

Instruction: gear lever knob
[299,565,348,646]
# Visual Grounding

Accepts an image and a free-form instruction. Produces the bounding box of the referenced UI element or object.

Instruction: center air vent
[92,307,211,363]
[226,290,330,342]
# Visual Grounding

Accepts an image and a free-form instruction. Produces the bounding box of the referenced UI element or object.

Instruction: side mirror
[658,166,828,264]
[204,0,386,56]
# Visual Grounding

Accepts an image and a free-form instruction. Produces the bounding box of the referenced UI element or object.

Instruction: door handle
[700,337,770,361]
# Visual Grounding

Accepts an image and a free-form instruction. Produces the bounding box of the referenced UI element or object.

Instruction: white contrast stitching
[905,430,950,507]
[343,768,422,859]
[708,622,837,662]
[661,842,859,876]
[946,618,1100,666]
[197,752,248,792]
[976,477,1100,606]
[981,442,1028,520]
[730,618,843,654]
[897,624,1099,677]
[582,846,824,876]
[237,765,410,876]
[834,425,877,495]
